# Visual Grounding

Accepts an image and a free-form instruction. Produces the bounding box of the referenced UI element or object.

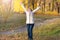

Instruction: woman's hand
[20,2,22,4]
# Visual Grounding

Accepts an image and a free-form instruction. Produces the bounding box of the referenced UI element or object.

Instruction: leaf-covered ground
[0,15,60,40]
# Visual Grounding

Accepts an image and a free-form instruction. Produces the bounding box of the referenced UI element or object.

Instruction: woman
[20,2,40,40]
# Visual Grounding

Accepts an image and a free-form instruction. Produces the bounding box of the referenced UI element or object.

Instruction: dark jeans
[27,24,34,40]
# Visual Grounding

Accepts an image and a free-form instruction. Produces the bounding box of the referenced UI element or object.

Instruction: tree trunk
[43,0,45,13]
[32,0,34,9]
[52,0,55,11]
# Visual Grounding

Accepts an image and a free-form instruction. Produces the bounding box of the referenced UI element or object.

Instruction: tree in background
[41,0,46,13]
[28,0,30,7]
[52,0,55,11]
[32,0,34,9]
[57,2,60,13]
[52,0,57,11]
[48,2,51,11]
[48,0,52,11]
[44,0,46,13]
[2,0,13,23]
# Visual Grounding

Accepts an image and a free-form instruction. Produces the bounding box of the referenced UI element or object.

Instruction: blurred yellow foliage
[45,11,58,15]
[13,0,28,12]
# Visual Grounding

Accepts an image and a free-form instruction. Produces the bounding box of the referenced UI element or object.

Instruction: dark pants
[27,24,34,40]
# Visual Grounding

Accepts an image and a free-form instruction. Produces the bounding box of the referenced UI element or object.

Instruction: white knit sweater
[21,4,40,24]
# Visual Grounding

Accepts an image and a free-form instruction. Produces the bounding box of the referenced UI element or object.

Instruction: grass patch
[0,13,26,31]
[0,17,60,40]
[33,18,60,36]
[34,14,60,20]
[0,13,60,31]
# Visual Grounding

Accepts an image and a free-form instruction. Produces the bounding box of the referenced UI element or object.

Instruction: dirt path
[0,18,59,35]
